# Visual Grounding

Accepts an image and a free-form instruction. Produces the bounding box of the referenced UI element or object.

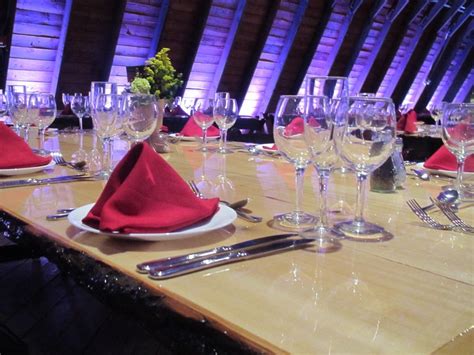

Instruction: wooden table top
[1,131,473,354]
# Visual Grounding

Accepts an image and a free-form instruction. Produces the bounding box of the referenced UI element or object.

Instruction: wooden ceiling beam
[0,0,17,91]
[291,0,335,94]
[386,0,448,103]
[258,0,309,114]
[148,0,170,59]
[415,17,473,110]
[340,0,386,80]
[455,70,473,102]
[235,0,281,108]
[352,0,408,94]
[51,0,72,95]
[361,0,428,94]
[443,47,473,102]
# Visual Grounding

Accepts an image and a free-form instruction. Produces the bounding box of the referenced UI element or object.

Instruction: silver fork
[188,180,263,223]
[406,199,453,230]
[51,151,86,171]
[430,198,474,233]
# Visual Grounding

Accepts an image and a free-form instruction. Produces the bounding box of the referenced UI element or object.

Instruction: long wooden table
[1,131,473,353]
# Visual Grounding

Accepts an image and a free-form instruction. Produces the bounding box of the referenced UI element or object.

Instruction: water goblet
[123,93,158,146]
[214,97,238,154]
[302,76,349,246]
[273,95,316,231]
[91,93,121,179]
[429,102,446,134]
[90,81,117,110]
[70,93,89,131]
[8,92,29,140]
[28,93,57,155]
[334,96,396,239]
[193,98,215,152]
[441,103,474,200]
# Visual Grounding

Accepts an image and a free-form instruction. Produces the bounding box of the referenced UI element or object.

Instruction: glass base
[300,226,343,253]
[334,220,393,242]
[272,211,316,231]
[218,147,234,154]
[96,170,112,180]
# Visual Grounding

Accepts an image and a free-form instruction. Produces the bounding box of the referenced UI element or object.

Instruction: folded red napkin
[424,145,474,172]
[0,122,52,169]
[160,125,168,133]
[396,110,417,133]
[180,114,220,137]
[82,142,219,234]
[264,144,278,151]
[284,117,304,136]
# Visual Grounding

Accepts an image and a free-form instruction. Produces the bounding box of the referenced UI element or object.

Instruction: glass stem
[78,115,83,131]
[219,129,227,151]
[39,129,46,151]
[107,138,114,172]
[23,125,29,143]
[456,156,465,192]
[317,169,330,228]
[354,172,368,224]
[295,166,306,213]
[102,138,110,173]
[202,128,208,150]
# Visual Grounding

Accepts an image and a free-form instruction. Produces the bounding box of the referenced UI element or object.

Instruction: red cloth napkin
[82,142,219,234]
[0,122,52,169]
[264,144,278,151]
[396,110,417,133]
[424,145,474,172]
[284,117,304,136]
[180,114,220,137]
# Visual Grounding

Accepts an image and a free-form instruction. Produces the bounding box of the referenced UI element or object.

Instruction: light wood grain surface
[1,131,473,354]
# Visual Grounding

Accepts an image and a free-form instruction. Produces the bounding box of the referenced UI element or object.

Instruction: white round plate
[256,144,279,154]
[417,162,474,178]
[169,133,220,142]
[68,203,237,241]
[0,160,55,176]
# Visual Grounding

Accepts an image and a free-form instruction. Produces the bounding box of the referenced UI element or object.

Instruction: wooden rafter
[455,70,473,102]
[258,0,309,114]
[387,0,449,104]
[207,0,247,101]
[51,0,72,95]
[361,0,428,93]
[352,0,408,94]
[444,47,474,102]
[415,17,473,110]
[0,0,17,90]
[148,0,170,59]
[340,0,386,80]
[291,0,335,94]
[236,0,280,108]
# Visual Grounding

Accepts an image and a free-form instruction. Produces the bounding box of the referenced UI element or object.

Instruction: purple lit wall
[6,0,69,94]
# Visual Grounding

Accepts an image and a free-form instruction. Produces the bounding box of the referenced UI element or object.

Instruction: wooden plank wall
[7,0,66,93]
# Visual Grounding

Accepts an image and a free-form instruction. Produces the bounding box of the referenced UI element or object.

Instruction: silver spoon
[412,169,430,181]
[422,189,459,212]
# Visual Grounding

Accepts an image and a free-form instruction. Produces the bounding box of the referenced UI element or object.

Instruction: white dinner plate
[416,162,474,178]
[68,203,237,241]
[255,143,279,155]
[169,133,220,142]
[0,160,55,176]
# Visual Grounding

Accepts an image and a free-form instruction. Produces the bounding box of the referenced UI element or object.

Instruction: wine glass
[0,93,8,119]
[28,93,57,154]
[91,93,120,179]
[214,97,238,154]
[62,93,71,110]
[193,98,214,152]
[70,93,89,131]
[441,103,474,200]
[123,93,158,146]
[334,96,396,238]
[273,95,315,230]
[429,102,446,134]
[90,81,117,111]
[8,92,29,140]
[181,97,196,115]
[303,76,348,245]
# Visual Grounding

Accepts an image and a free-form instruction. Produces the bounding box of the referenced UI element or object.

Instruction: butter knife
[136,233,298,273]
[0,174,94,188]
[148,238,314,279]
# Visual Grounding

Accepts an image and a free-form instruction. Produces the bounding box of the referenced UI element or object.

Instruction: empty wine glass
[62,93,71,109]
[273,95,315,230]
[303,76,348,245]
[193,98,215,152]
[214,97,238,154]
[0,93,8,119]
[70,93,89,131]
[90,82,117,111]
[8,92,29,140]
[28,93,57,154]
[429,102,446,134]
[91,93,121,179]
[182,97,196,115]
[441,103,474,200]
[334,96,396,238]
[123,93,158,146]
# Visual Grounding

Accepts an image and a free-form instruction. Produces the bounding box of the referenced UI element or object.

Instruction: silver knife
[148,238,314,279]
[136,233,298,273]
[0,174,94,188]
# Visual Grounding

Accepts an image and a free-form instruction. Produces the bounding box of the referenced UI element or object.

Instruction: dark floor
[0,237,165,355]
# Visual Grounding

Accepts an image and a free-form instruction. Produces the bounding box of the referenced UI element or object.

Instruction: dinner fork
[406,199,453,230]
[188,180,263,223]
[429,198,474,233]
[51,151,86,171]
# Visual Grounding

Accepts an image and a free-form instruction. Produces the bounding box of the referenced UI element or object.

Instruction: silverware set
[407,198,473,234]
[136,233,313,279]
